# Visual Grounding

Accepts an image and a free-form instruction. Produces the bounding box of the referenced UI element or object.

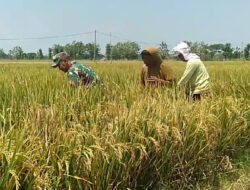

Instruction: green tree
[159,42,169,59]
[85,43,100,60]
[52,44,64,55]
[105,44,112,60]
[0,49,7,59]
[111,42,140,60]
[222,43,233,60]
[232,47,241,59]
[208,44,225,61]
[195,42,210,61]
[23,53,36,59]
[48,48,53,59]
[50,41,103,60]
[37,49,44,59]
[9,46,23,59]
[187,42,209,60]
[124,42,140,59]
[244,44,250,60]
[64,41,87,59]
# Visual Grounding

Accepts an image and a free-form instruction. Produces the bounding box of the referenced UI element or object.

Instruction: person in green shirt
[51,52,102,87]
[172,42,210,101]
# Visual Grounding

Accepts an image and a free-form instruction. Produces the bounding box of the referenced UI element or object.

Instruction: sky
[0,0,250,54]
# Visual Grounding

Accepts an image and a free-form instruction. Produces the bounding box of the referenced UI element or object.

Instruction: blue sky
[0,0,250,54]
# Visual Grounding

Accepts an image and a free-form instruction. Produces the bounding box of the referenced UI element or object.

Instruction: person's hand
[147,76,160,84]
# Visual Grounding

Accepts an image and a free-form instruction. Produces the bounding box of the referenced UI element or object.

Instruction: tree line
[1,41,250,61]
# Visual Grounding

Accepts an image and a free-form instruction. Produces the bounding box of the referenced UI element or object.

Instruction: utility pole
[110,32,112,63]
[93,30,96,62]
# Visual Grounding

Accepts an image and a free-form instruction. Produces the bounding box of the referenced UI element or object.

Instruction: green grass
[0,60,249,189]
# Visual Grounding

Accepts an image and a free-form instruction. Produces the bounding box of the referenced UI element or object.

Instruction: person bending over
[141,47,175,88]
[171,42,210,101]
[51,52,102,87]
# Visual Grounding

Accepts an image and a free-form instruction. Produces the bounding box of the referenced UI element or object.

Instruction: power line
[0,30,162,46]
[0,31,94,41]
[97,31,160,46]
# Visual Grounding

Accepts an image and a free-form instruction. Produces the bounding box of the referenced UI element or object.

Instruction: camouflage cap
[51,52,70,68]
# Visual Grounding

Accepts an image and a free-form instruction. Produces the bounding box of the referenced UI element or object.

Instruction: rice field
[0,60,249,189]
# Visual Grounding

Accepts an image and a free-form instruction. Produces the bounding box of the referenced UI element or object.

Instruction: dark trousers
[193,94,201,101]
[186,93,201,102]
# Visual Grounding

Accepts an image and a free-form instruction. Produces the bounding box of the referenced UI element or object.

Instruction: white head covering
[171,41,200,61]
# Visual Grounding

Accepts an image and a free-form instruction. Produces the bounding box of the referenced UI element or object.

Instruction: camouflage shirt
[67,61,102,86]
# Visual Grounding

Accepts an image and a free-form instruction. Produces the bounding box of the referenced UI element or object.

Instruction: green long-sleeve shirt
[67,61,102,86]
[178,59,209,94]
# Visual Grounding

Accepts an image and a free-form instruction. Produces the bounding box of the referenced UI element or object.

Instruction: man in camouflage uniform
[51,52,102,87]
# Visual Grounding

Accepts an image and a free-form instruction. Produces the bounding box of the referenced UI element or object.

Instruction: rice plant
[0,60,249,189]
